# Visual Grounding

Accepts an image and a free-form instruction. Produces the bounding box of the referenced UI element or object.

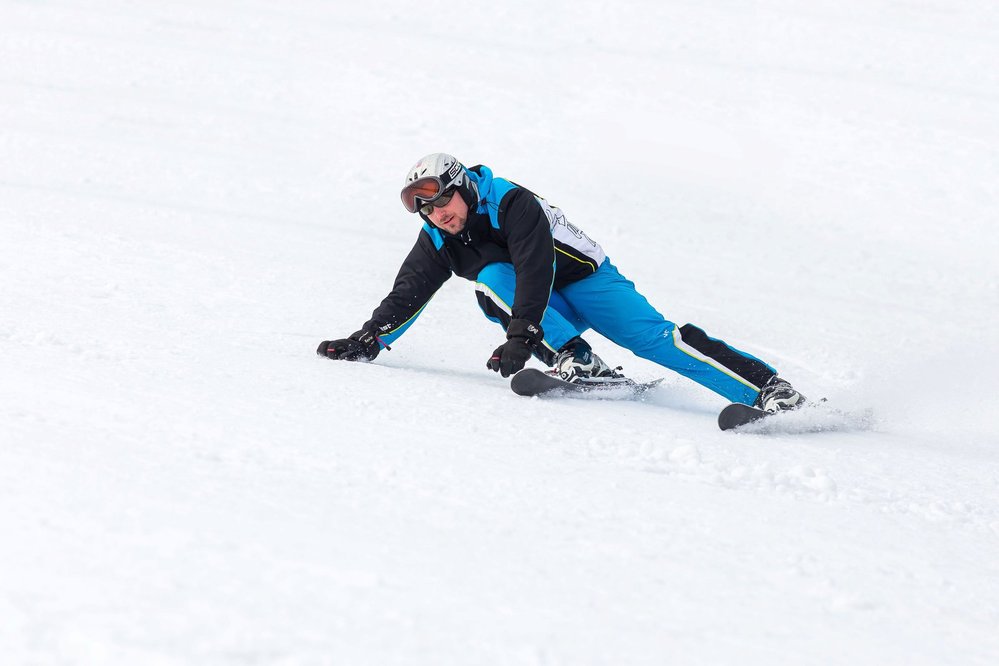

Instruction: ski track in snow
[3,1,999,664]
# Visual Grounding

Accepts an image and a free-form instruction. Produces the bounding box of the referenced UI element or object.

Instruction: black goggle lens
[419,189,455,216]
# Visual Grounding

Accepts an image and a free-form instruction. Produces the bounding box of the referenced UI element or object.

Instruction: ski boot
[753,375,807,413]
[552,337,631,387]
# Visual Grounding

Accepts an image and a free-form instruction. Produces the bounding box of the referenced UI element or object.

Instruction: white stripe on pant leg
[475,282,558,356]
[475,282,512,316]
[670,327,762,392]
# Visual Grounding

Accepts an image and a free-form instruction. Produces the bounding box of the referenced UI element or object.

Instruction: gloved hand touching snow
[317,329,381,361]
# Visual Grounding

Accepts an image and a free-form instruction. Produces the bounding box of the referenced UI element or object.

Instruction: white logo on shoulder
[535,196,606,267]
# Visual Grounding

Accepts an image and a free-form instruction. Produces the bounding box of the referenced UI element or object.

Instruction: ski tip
[509,368,547,397]
[717,403,768,431]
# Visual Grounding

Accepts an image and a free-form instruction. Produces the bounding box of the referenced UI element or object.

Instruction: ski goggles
[400,176,456,215]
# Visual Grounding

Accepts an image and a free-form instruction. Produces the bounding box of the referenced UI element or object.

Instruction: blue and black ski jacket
[361,165,606,348]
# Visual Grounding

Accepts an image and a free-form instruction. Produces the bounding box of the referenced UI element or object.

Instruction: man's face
[426,189,469,235]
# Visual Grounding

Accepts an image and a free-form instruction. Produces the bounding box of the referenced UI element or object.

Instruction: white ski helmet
[400,152,479,214]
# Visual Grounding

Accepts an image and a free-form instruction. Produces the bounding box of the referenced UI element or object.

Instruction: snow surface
[3,1,999,663]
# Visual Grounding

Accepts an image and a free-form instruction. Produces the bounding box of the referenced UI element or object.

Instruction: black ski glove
[487,318,542,378]
[317,329,382,361]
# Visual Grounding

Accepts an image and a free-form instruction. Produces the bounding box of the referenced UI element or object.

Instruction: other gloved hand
[487,318,543,378]
[317,329,382,361]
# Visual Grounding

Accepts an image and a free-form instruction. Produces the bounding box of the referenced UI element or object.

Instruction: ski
[718,400,876,433]
[510,368,663,399]
[717,403,771,430]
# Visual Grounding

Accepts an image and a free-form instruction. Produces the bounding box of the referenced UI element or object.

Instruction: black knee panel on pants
[678,324,775,389]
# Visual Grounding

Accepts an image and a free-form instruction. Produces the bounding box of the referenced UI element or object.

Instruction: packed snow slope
[3,1,998,664]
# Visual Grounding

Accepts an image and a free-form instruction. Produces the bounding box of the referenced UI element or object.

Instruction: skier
[317,153,805,413]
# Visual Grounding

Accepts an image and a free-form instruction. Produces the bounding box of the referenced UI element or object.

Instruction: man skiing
[317,152,805,413]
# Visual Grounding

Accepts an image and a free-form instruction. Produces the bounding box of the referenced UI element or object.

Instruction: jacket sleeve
[498,188,555,327]
[361,233,451,346]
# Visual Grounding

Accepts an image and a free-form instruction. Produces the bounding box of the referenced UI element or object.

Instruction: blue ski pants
[474,259,775,405]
